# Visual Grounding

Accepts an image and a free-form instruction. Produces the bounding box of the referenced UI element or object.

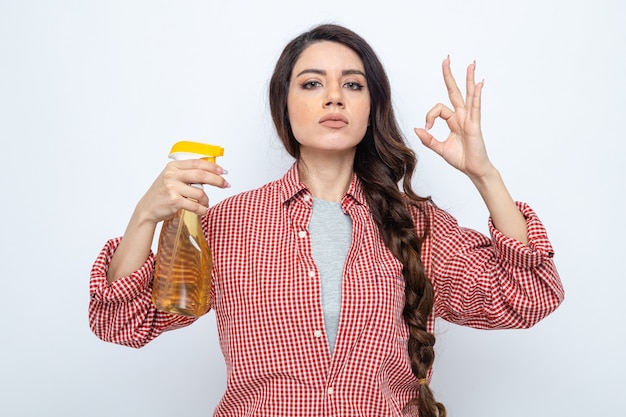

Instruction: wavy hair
[269,24,444,416]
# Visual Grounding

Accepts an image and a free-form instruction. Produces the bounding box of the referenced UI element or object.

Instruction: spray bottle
[152,141,224,317]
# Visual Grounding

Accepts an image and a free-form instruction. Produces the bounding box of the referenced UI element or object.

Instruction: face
[287,41,370,160]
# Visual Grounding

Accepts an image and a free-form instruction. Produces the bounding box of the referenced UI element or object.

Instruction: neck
[298,152,354,202]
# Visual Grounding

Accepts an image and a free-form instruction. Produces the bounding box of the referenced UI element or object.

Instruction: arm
[413,58,563,327]
[90,158,229,347]
[107,159,229,283]
[89,238,197,347]
[414,57,527,244]
[423,203,563,329]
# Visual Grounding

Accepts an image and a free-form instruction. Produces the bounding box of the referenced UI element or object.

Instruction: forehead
[292,41,364,73]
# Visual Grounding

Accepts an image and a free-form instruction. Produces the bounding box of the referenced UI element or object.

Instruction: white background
[1,1,624,416]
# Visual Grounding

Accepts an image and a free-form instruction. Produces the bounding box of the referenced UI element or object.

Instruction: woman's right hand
[106,159,229,284]
[136,159,230,225]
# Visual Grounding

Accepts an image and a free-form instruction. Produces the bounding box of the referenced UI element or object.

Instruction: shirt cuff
[89,237,156,303]
[488,201,555,269]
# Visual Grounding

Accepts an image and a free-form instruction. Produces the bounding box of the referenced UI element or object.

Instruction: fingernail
[223,180,231,189]
[216,167,228,175]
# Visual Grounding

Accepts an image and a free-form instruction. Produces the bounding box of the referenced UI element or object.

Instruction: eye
[301,80,323,89]
[344,81,364,91]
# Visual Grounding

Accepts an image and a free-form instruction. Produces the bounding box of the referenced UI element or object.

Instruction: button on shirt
[89,163,564,417]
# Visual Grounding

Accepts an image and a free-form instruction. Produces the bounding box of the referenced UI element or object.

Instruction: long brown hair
[269,24,445,417]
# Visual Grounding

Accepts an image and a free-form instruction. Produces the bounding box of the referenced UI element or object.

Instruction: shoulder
[405,197,461,237]
[208,178,283,217]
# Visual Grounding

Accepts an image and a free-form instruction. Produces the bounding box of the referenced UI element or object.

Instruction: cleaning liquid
[152,141,224,317]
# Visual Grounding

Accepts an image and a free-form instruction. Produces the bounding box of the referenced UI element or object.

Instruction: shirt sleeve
[88,237,197,348]
[429,202,564,329]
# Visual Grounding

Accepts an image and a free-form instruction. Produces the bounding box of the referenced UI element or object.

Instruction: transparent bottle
[152,141,224,317]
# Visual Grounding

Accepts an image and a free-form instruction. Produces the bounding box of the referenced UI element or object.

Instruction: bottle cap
[169,141,224,162]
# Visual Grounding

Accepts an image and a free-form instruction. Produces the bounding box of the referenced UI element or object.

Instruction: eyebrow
[295,68,366,78]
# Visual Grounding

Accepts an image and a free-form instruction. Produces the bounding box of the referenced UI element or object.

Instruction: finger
[170,159,230,189]
[442,56,465,111]
[414,128,444,156]
[159,179,211,217]
[183,183,210,206]
[177,195,210,216]
[465,61,476,106]
[183,169,230,189]
[424,103,455,130]
[469,79,484,123]
[176,158,227,176]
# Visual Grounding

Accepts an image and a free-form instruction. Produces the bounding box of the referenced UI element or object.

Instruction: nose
[324,84,344,108]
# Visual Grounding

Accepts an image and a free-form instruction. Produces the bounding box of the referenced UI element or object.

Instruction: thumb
[414,128,443,155]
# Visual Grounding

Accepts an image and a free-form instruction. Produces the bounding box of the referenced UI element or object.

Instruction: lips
[319,113,348,128]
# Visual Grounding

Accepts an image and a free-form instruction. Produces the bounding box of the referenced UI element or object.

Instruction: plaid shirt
[89,163,563,416]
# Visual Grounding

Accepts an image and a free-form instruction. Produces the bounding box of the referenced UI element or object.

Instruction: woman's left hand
[414,57,493,181]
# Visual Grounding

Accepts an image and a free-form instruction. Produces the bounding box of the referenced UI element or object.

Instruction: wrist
[127,205,160,238]
[468,164,500,192]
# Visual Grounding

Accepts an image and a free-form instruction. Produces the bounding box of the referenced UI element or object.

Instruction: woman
[90,24,564,417]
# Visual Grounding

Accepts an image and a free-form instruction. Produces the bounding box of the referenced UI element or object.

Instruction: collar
[279,162,367,209]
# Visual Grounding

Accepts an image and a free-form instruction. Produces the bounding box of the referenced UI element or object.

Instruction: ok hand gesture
[414,57,493,182]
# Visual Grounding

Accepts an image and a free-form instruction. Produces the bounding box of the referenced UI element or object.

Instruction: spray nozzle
[169,141,224,163]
